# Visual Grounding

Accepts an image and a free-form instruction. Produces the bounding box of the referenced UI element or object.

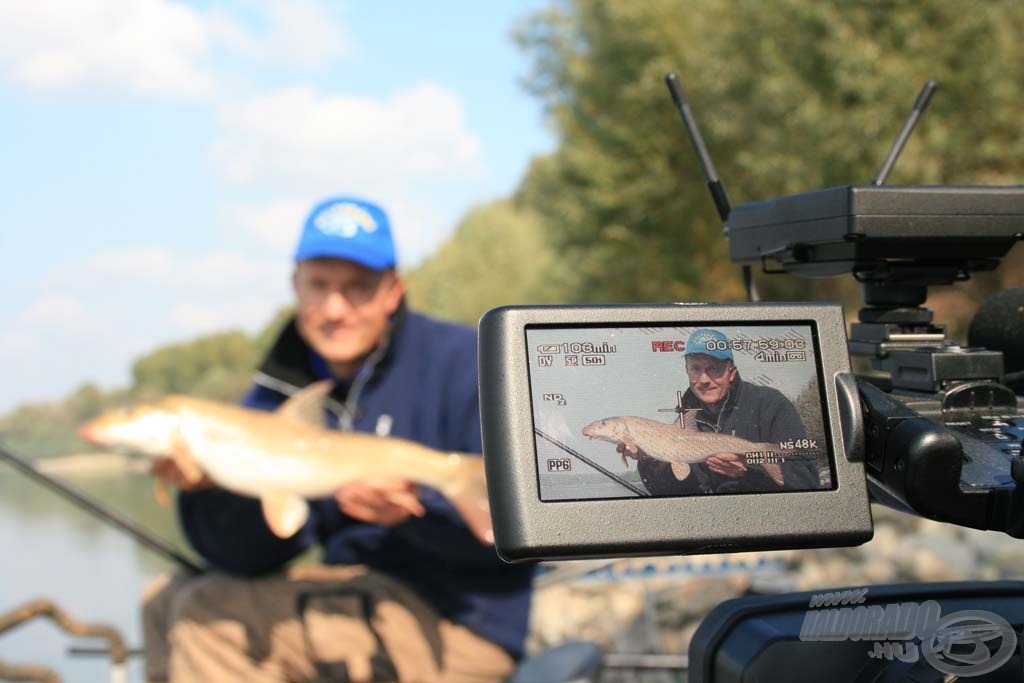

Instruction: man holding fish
[135,197,533,682]
[618,328,820,495]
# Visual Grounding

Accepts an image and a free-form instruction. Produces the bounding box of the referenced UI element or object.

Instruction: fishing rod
[0,442,203,575]
[535,426,821,498]
[534,428,650,497]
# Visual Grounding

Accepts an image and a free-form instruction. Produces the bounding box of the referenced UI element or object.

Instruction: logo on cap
[685,328,734,361]
[313,202,378,238]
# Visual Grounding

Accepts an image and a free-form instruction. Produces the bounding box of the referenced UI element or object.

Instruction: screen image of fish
[525,322,835,501]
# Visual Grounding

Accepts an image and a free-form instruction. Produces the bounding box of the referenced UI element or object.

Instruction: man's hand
[705,452,748,478]
[616,442,651,468]
[150,457,215,491]
[336,477,426,526]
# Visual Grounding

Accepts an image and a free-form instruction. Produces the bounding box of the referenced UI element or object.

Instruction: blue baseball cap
[293,197,397,270]
[684,328,734,361]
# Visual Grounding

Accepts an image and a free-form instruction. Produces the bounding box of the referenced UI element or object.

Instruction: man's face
[292,259,404,373]
[685,353,737,406]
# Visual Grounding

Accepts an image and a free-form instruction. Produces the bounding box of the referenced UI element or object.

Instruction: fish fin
[261,494,310,538]
[620,436,638,468]
[276,379,333,427]
[154,479,171,508]
[670,462,691,481]
[439,456,495,545]
[169,430,205,487]
[763,462,785,486]
[679,409,700,431]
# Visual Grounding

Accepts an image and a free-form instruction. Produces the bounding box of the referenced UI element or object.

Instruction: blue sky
[0,0,554,413]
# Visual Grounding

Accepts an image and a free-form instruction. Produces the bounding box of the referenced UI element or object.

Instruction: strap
[296,586,399,682]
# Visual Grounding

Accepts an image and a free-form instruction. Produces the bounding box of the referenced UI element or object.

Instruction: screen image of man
[627,328,821,495]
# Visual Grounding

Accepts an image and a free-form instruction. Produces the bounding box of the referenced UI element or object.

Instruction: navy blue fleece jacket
[177,309,533,657]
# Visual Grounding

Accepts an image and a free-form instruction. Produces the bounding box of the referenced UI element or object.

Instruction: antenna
[871,79,938,185]
[664,73,758,301]
[665,73,731,221]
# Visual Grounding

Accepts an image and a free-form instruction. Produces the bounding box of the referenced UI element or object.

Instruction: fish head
[77,401,182,457]
[581,417,628,443]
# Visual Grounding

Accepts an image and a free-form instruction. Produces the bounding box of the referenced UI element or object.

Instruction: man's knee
[168,573,246,624]
[141,572,193,683]
[164,574,256,663]
[166,573,296,660]
[142,573,192,630]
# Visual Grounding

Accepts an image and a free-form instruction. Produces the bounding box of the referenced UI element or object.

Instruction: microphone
[968,287,1024,392]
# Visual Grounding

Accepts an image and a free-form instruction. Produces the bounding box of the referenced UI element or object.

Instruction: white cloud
[83,246,285,289]
[25,294,99,336]
[0,0,349,97]
[185,251,286,288]
[0,1,213,96]
[169,297,280,335]
[0,332,34,354]
[208,0,349,70]
[211,83,485,265]
[212,83,482,185]
[230,200,310,253]
[87,247,174,279]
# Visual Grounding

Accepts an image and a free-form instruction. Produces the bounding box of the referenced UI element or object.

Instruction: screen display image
[526,323,834,502]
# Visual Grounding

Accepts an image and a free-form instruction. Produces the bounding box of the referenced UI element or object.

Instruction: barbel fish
[581,412,785,486]
[77,381,493,543]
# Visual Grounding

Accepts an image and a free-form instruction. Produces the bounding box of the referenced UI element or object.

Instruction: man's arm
[388,326,508,565]
[392,486,512,566]
[636,453,708,495]
[178,489,316,575]
[151,447,320,575]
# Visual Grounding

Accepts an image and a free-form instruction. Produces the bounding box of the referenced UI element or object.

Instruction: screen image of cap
[685,328,733,360]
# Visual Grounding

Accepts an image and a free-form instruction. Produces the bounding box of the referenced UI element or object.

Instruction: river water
[0,467,191,682]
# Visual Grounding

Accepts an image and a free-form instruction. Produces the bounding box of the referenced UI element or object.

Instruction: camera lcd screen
[525,322,834,501]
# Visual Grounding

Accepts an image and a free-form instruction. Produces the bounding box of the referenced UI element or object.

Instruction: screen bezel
[523,320,837,502]
[479,303,872,562]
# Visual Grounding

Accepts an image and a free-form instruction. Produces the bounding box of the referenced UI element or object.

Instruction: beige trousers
[142,565,515,683]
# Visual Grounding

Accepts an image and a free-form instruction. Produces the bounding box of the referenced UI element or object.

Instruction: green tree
[405,199,576,325]
[515,0,1024,314]
[253,306,295,358]
[0,314,298,457]
[130,331,258,400]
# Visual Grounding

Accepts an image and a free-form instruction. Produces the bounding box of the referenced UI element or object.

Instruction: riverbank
[28,452,149,477]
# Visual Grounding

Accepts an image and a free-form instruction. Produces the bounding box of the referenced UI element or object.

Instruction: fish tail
[763,461,785,486]
[438,456,494,545]
[755,443,786,486]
